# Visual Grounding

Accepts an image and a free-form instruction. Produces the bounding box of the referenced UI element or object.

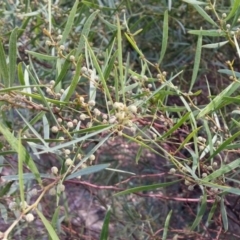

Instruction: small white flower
[20,201,28,209]
[49,188,56,195]
[77,154,82,160]
[69,55,75,61]
[80,113,87,120]
[64,149,71,155]
[8,201,17,211]
[202,173,207,178]
[67,121,74,128]
[57,34,62,40]
[93,108,101,116]
[128,105,137,113]
[169,168,176,174]
[51,166,58,175]
[25,213,35,222]
[58,184,65,192]
[65,158,73,166]
[88,100,96,106]
[51,126,59,133]
[59,45,65,50]
[89,154,95,161]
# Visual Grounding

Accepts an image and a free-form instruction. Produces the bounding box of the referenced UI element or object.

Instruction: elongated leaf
[191,193,207,230]
[0,181,14,197]
[202,158,240,182]
[161,112,191,139]
[202,41,228,49]
[100,206,111,240]
[0,41,9,85]
[17,62,25,85]
[75,10,100,57]
[182,0,207,4]
[9,28,18,87]
[159,10,168,64]
[188,29,224,37]
[0,122,42,185]
[221,197,228,231]
[36,209,60,240]
[62,55,83,102]
[114,180,180,196]
[60,0,79,45]
[225,0,240,21]
[66,164,110,180]
[197,81,240,118]
[18,132,25,209]
[192,4,218,27]
[26,50,57,61]
[162,210,172,240]
[84,37,112,102]
[190,29,202,91]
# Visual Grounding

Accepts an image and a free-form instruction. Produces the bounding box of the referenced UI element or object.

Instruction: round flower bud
[49,188,56,195]
[57,34,62,40]
[51,166,58,175]
[49,80,55,85]
[73,119,78,125]
[109,116,117,124]
[8,201,17,211]
[58,184,65,192]
[212,162,218,169]
[118,130,123,136]
[67,121,74,128]
[65,158,73,166]
[25,213,35,222]
[128,105,137,113]
[69,55,75,61]
[89,154,95,161]
[57,118,62,123]
[20,201,28,209]
[184,179,191,186]
[30,188,38,196]
[222,13,227,18]
[93,108,101,116]
[59,45,65,50]
[64,149,71,155]
[77,154,82,160]
[45,40,52,46]
[148,83,152,89]
[88,100,96,106]
[80,113,87,121]
[202,173,207,178]
[51,126,59,133]
[59,136,64,141]
[169,168,176,174]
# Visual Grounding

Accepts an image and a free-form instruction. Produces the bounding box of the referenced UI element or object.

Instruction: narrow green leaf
[75,10,100,57]
[84,37,112,102]
[114,180,180,197]
[117,16,124,103]
[26,50,57,61]
[17,62,25,85]
[218,69,240,78]
[100,206,111,240]
[51,206,60,235]
[0,41,9,85]
[0,122,42,185]
[66,164,110,180]
[62,55,83,102]
[18,131,25,209]
[190,29,202,91]
[190,193,207,230]
[221,197,228,231]
[188,29,224,37]
[59,0,79,45]
[54,52,73,88]
[225,0,240,21]
[0,181,14,197]
[202,41,228,49]
[202,158,240,182]
[192,4,218,27]
[158,10,168,64]
[206,200,218,226]
[182,0,207,4]
[162,210,172,240]
[161,112,191,139]
[197,81,240,118]
[208,131,240,161]
[9,28,18,87]
[36,209,60,240]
